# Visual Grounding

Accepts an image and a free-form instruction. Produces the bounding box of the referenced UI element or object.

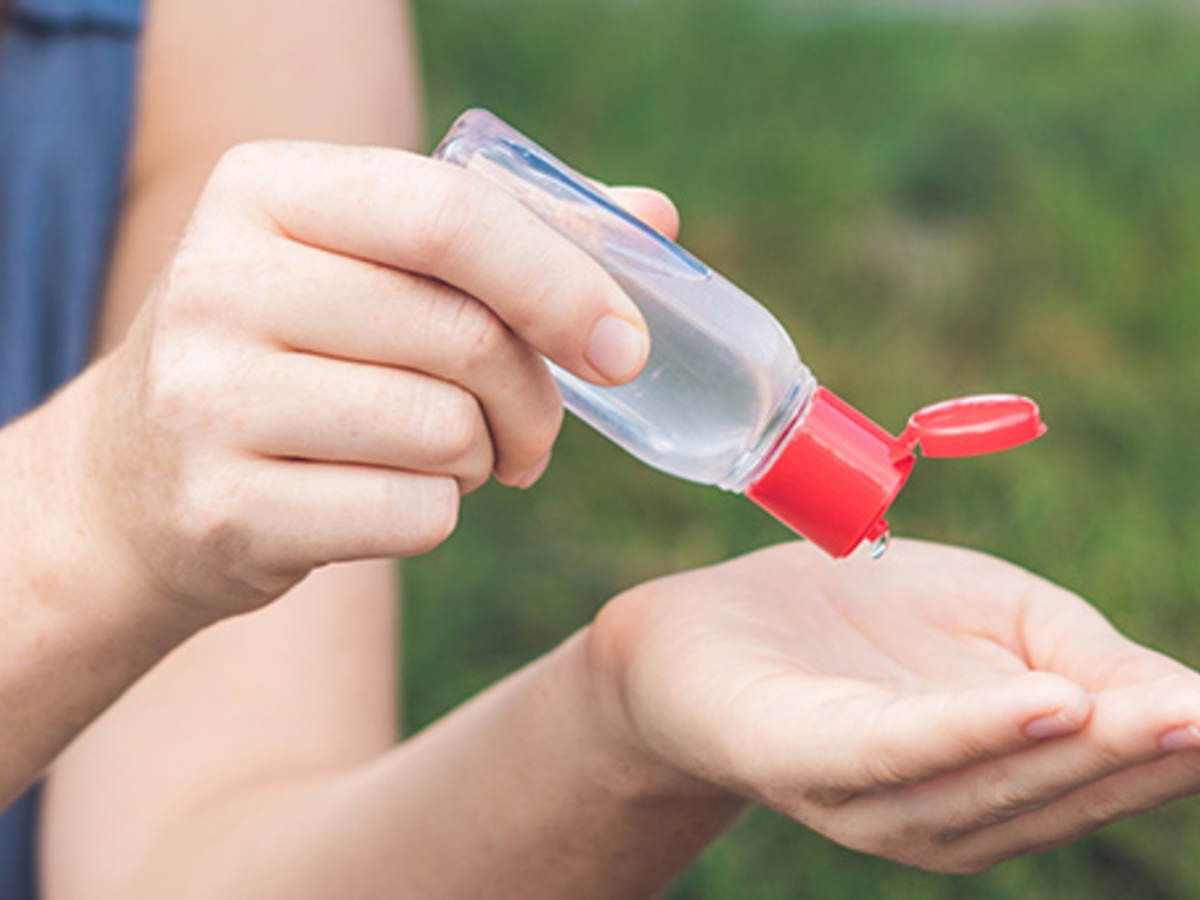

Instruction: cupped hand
[587,539,1200,873]
[62,142,677,616]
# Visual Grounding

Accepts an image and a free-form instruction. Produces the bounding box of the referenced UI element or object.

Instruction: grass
[405,2,1200,896]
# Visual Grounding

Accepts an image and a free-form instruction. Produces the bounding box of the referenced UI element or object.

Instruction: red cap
[745,389,1045,558]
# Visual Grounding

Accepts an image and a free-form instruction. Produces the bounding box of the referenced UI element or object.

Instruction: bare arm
[46,607,741,899]
[0,397,206,810]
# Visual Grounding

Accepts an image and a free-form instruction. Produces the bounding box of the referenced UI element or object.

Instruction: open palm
[591,539,1200,872]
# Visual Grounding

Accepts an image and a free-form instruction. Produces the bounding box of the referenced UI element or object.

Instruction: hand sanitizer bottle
[435,109,1045,558]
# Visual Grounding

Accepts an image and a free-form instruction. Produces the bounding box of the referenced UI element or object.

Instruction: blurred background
[406,0,1200,896]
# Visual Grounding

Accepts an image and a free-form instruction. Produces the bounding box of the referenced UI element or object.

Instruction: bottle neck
[718,368,817,494]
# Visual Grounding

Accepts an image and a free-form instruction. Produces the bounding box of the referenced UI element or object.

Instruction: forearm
[0,374,206,807]
[106,631,744,899]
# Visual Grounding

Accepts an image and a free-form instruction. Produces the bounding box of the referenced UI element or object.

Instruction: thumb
[607,186,680,241]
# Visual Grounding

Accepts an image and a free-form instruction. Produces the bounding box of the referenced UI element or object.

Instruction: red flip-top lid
[745,389,1045,558]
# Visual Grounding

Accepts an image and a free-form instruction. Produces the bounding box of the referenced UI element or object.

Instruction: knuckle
[857,756,899,790]
[512,252,609,347]
[457,464,492,496]
[207,144,256,194]
[415,170,475,271]
[500,283,546,338]
[172,467,255,563]
[975,767,1032,822]
[926,771,1029,847]
[168,466,299,605]
[445,293,510,373]
[439,405,482,463]
[416,382,482,466]
[155,236,257,330]
[141,341,207,433]
[857,749,917,791]
[929,818,981,848]
[410,478,460,554]
[1076,789,1129,829]
[505,257,590,341]
[140,344,186,421]
[208,141,275,191]
[1089,733,1128,771]
[800,782,859,808]
[842,707,919,791]
[141,334,251,442]
[156,245,217,323]
[459,432,497,495]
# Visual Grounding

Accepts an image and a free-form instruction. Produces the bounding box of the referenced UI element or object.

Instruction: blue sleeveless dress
[0,0,143,894]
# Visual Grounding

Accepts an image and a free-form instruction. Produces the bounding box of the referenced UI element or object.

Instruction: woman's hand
[585,539,1200,873]
[57,142,677,617]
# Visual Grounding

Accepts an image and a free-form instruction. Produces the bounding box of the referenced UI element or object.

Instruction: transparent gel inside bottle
[435,109,815,492]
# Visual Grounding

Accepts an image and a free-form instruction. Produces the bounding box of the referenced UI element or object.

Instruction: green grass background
[404,2,1200,896]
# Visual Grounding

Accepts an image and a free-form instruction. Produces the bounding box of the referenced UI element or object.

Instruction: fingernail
[1023,711,1079,741]
[515,453,551,490]
[585,315,649,384]
[1159,725,1200,752]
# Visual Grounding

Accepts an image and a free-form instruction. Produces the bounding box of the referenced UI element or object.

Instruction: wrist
[554,627,745,810]
[3,365,216,645]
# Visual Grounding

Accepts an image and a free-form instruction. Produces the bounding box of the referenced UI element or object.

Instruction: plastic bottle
[434,109,1045,558]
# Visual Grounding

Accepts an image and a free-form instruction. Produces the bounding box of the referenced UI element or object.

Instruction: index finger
[207,141,650,385]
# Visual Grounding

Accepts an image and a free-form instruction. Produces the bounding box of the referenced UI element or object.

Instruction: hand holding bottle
[579,540,1200,873]
[38,142,676,618]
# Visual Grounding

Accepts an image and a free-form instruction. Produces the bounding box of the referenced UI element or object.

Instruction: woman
[5,0,1200,896]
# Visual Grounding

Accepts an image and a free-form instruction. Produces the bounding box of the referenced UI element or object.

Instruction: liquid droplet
[869,532,890,560]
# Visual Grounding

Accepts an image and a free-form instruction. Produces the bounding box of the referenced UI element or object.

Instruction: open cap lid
[897,394,1046,458]
[745,389,1046,558]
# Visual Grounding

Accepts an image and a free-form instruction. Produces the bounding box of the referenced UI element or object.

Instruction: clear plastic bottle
[435,109,1045,557]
